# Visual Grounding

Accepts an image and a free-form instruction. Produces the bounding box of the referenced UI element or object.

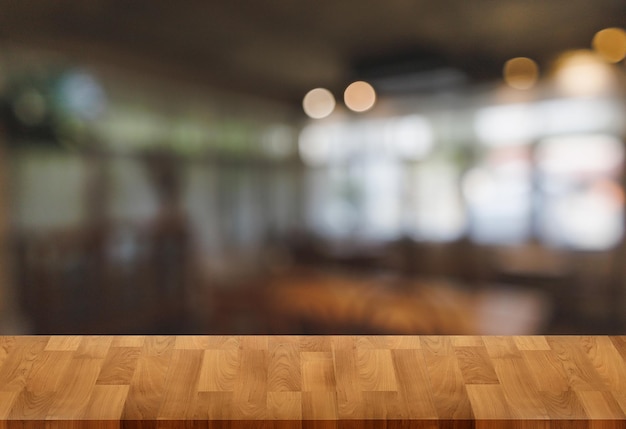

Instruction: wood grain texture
[0,336,623,429]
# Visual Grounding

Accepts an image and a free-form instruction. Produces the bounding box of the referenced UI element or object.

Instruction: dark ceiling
[1,0,625,108]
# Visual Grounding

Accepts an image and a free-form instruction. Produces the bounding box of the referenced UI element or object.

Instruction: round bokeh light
[303,88,335,119]
[344,81,376,112]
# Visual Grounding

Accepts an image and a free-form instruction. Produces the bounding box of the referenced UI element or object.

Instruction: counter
[0,336,624,428]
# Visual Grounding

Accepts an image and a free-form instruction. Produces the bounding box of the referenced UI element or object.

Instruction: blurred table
[267,272,476,334]
[0,335,624,428]
[266,270,551,335]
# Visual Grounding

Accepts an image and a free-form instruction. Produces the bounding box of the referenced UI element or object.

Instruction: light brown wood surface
[0,336,624,428]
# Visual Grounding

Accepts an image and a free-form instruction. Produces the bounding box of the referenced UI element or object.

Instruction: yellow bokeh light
[302,88,335,119]
[344,81,376,112]
[503,57,539,90]
[553,50,615,96]
[592,27,626,63]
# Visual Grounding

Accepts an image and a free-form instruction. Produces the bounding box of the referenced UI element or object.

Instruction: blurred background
[0,0,625,335]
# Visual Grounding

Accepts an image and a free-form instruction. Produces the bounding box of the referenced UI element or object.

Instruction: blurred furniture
[13,220,191,334]
[266,267,556,335]
[267,269,479,334]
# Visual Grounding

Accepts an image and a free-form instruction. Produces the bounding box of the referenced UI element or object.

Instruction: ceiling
[1,0,625,110]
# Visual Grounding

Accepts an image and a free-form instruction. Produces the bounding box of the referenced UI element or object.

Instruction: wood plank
[538,390,588,420]
[174,336,210,350]
[267,391,301,420]
[421,336,453,357]
[198,349,240,392]
[332,344,363,419]
[330,336,355,351]
[354,336,421,350]
[204,336,240,350]
[45,337,81,352]
[302,391,338,420]
[391,349,438,419]
[301,352,335,392]
[111,336,145,348]
[547,337,609,391]
[299,336,331,352]
[7,390,55,420]
[194,391,233,420]
[83,385,129,419]
[25,351,73,391]
[0,337,48,391]
[157,349,203,419]
[613,390,626,416]
[268,337,301,392]
[483,336,522,359]
[609,336,626,361]
[240,336,268,350]
[96,347,142,385]
[122,354,171,419]
[522,350,570,392]
[355,349,398,392]
[466,384,512,419]
[46,358,103,419]
[421,336,475,421]
[0,337,17,369]
[514,336,551,350]
[576,390,626,419]
[0,392,18,419]
[423,354,474,419]
[491,357,549,419]
[578,336,626,391]
[231,349,268,419]
[361,391,408,419]
[454,347,499,384]
[450,336,484,347]
[142,336,175,357]
[76,337,113,359]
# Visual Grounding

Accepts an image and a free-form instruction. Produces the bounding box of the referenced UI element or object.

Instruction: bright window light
[537,98,622,136]
[390,115,434,160]
[537,134,623,176]
[475,104,535,145]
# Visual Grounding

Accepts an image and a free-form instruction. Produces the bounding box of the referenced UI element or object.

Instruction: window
[536,134,624,250]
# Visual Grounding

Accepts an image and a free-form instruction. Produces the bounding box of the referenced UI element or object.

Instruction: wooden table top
[0,336,625,429]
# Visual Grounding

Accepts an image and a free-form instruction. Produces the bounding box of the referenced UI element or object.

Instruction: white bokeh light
[303,88,336,119]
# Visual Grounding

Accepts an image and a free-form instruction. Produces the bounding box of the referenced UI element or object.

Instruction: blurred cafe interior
[0,0,625,336]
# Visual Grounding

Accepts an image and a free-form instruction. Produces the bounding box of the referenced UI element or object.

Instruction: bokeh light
[503,57,539,90]
[553,50,615,96]
[58,71,107,120]
[302,88,335,119]
[592,27,626,63]
[298,123,333,165]
[344,81,376,112]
